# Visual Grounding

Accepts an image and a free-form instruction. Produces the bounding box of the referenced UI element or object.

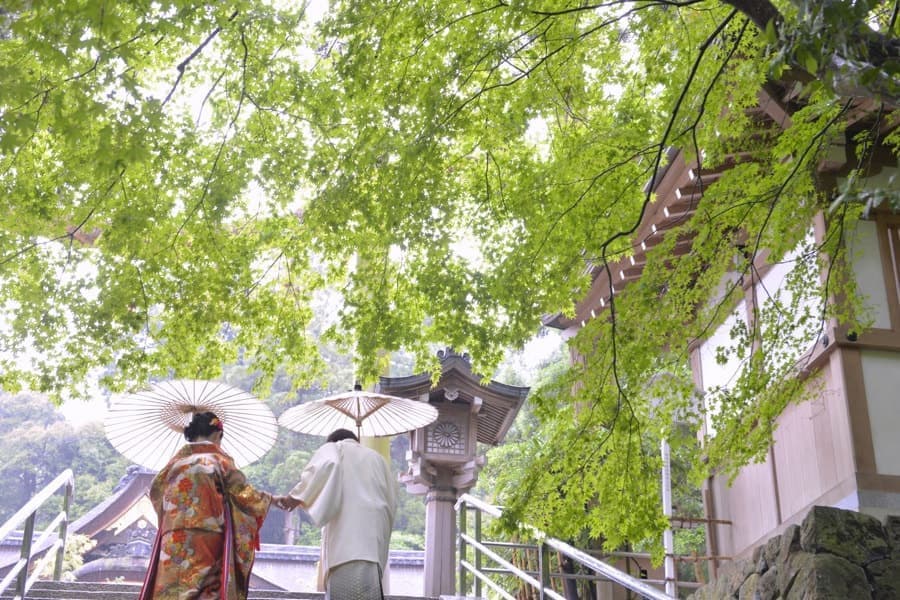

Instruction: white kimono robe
[288,439,398,591]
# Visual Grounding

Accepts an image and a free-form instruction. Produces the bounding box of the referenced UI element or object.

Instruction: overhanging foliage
[1,0,898,551]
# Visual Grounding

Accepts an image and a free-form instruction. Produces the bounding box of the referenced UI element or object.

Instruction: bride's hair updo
[184,411,224,442]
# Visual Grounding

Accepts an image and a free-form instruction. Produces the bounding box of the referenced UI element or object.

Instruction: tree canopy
[0,392,131,523]
[2,0,898,551]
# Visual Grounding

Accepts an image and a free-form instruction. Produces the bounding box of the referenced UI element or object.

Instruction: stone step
[2,580,435,600]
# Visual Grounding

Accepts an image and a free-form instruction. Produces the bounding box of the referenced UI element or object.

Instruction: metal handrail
[456,493,677,600]
[0,469,74,599]
[473,542,702,590]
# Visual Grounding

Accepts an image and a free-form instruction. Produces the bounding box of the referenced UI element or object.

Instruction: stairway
[1,581,435,600]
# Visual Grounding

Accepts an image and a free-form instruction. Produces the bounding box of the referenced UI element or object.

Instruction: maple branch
[163,10,239,106]
[724,0,899,105]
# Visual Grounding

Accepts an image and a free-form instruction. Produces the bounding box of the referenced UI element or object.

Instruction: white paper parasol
[104,379,278,470]
[278,386,438,438]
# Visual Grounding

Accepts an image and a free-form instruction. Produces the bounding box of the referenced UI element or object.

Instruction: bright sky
[60,396,109,428]
[59,329,563,427]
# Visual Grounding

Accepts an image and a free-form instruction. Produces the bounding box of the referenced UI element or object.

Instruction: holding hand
[273,495,301,511]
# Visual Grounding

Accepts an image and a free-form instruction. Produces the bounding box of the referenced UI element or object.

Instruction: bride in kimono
[139,411,279,600]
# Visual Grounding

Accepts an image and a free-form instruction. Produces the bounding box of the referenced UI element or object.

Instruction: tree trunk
[720,0,781,30]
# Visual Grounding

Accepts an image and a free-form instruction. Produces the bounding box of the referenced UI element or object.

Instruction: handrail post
[538,542,551,600]
[474,508,482,599]
[453,492,677,600]
[661,438,677,598]
[53,480,73,580]
[16,513,36,598]
[458,499,467,595]
[0,469,76,599]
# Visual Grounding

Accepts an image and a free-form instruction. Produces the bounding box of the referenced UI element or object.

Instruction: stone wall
[688,506,900,599]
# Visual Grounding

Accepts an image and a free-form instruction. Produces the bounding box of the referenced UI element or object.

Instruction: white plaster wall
[848,220,892,330]
[754,228,821,359]
[860,350,900,476]
[697,300,747,437]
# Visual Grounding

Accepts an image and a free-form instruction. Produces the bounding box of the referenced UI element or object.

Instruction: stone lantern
[377,350,529,597]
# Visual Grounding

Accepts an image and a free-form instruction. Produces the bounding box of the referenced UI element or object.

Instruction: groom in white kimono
[279,428,398,599]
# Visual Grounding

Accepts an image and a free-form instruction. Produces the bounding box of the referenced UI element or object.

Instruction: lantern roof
[377,349,529,446]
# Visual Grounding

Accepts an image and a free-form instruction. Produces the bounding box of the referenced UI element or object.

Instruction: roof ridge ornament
[437,348,471,363]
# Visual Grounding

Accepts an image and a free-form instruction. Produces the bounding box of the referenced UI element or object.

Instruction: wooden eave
[544,83,899,334]
[543,89,808,332]
[69,468,157,537]
[544,147,715,331]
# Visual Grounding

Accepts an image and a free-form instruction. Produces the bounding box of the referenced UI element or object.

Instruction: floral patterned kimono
[139,442,271,600]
